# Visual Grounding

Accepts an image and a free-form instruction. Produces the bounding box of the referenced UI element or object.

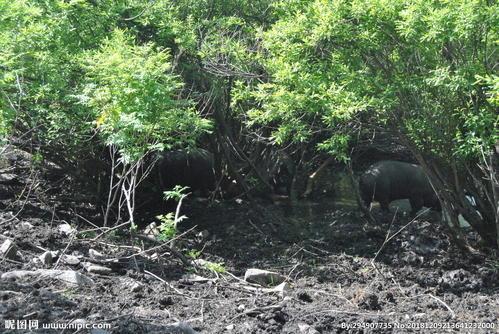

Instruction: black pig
[157,148,215,195]
[359,160,441,214]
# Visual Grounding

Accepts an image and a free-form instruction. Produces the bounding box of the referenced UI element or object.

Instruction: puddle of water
[272,169,472,241]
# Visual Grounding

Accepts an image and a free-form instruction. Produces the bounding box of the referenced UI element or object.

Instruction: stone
[50,250,60,258]
[130,282,142,293]
[84,263,112,275]
[38,251,53,266]
[244,268,286,287]
[197,230,210,239]
[18,222,34,229]
[0,239,19,260]
[144,222,160,237]
[271,282,290,298]
[1,269,94,285]
[62,254,80,265]
[0,173,18,185]
[358,292,382,311]
[181,274,214,284]
[89,249,104,260]
[297,323,319,334]
[193,259,208,266]
[225,324,235,332]
[438,269,482,292]
[58,223,75,236]
[165,322,198,334]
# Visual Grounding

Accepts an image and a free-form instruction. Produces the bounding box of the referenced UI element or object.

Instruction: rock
[438,269,482,292]
[193,259,208,266]
[38,251,53,266]
[62,254,80,265]
[297,323,319,334]
[121,277,143,292]
[225,324,235,332]
[165,322,198,334]
[1,269,94,285]
[158,296,174,306]
[130,282,142,293]
[48,270,93,285]
[89,249,104,260]
[237,304,245,312]
[84,263,112,275]
[358,292,382,311]
[18,222,34,229]
[271,282,290,298]
[50,250,60,258]
[0,239,19,260]
[181,274,214,284]
[297,291,313,303]
[72,319,87,326]
[197,230,210,239]
[58,223,75,236]
[404,235,442,255]
[144,222,160,237]
[244,268,286,287]
[400,251,423,265]
[0,185,12,200]
[0,173,18,185]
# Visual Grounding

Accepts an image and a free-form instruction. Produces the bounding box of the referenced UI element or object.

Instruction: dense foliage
[1,0,497,247]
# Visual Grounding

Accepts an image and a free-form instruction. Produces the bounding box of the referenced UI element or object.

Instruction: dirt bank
[1,149,498,333]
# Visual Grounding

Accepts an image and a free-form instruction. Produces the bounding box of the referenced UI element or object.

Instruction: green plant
[186,249,202,259]
[130,222,138,234]
[202,261,226,274]
[163,185,191,202]
[156,213,178,241]
[77,231,97,239]
[80,30,211,164]
[156,185,190,241]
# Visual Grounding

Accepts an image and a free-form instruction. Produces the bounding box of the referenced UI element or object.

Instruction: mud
[1,149,498,333]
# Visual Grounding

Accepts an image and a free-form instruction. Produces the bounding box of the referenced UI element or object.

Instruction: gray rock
[165,322,198,334]
[144,222,160,237]
[89,249,104,260]
[271,282,290,297]
[244,268,286,287]
[0,173,18,184]
[38,251,53,266]
[58,223,75,236]
[130,282,142,293]
[62,254,80,265]
[84,263,112,275]
[297,323,319,334]
[121,277,143,292]
[0,239,19,260]
[18,222,34,229]
[50,250,60,258]
[197,230,210,240]
[438,269,482,292]
[181,274,214,284]
[1,269,94,285]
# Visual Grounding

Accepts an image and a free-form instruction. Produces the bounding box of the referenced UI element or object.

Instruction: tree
[242,0,498,248]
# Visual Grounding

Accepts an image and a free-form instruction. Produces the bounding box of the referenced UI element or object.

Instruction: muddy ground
[1,148,498,333]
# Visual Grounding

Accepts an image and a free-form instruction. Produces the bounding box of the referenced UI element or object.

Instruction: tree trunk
[302,157,334,198]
